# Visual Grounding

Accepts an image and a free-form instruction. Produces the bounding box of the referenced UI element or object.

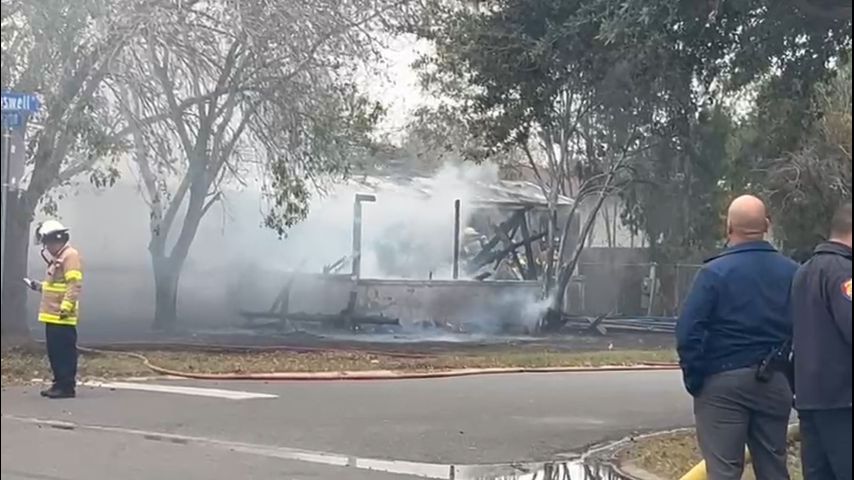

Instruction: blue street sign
[2,112,23,129]
[1,91,41,113]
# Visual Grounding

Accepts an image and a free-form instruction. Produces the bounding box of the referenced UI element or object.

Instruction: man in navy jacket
[791,202,852,480]
[677,195,798,480]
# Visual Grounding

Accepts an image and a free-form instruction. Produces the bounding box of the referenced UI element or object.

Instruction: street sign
[1,91,41,113]
[2,112,23,129]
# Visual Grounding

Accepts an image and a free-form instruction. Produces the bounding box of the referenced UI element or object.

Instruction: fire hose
[78,341,434,359]
[76,345,681,382]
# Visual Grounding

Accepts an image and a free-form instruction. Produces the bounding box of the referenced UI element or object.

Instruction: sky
[360,34,432,142]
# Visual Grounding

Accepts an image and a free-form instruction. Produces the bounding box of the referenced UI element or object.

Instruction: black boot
[42,385,75,399]
[40,384,58,397]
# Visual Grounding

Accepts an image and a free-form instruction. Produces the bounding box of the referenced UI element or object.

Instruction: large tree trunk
[148,193,204,332]
[1,193,34,346]
[540,155,628,332]
[150,254,184,332]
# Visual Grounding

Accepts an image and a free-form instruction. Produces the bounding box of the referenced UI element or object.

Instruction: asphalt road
[1,370,692,479]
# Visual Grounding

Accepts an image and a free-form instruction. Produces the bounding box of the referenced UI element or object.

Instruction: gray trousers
[695,368,793,480]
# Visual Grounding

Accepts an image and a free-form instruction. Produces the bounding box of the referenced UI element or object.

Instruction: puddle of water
[454,461,628,480]
[354,459,630,480]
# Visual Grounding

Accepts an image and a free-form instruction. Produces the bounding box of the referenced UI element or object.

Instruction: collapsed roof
[347,175,574,209]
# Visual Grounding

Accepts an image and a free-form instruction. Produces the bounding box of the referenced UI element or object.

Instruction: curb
[587,428,696,480]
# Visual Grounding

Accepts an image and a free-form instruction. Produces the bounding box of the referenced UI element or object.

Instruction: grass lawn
[2,346,677,385]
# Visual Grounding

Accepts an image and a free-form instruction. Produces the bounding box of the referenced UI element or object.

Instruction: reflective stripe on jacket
[39,245,83,326]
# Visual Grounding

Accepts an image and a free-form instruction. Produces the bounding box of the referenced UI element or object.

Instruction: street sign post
[1,91,40,301]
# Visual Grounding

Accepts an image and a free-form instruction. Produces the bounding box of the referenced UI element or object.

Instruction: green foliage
[412,0,721,258]
[413,0,851,260]
[1,0,135,210]
[621,107,735,259]
[262,86,385,237]
[732,55,852,257]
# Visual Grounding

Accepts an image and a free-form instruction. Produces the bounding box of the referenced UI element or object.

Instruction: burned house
[237,173,579,334]
[337,174,577,282]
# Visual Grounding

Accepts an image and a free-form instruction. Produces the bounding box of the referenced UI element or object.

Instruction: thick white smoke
[230,162,499,279]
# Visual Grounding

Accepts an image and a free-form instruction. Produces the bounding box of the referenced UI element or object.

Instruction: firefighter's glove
[23,278,42,292]
[59,301,75,320]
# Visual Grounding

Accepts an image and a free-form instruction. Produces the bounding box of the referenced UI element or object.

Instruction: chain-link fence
[573,262,702,317]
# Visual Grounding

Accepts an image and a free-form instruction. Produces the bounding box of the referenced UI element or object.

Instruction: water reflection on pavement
[452,460,629,480]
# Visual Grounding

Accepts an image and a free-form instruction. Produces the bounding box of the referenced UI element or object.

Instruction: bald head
[727,195,770,244]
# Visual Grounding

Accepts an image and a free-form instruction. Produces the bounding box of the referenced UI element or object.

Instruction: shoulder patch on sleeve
[844,279,852,301]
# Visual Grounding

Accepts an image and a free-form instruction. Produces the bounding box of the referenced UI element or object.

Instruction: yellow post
[679,461,708,480]
[680,450,753,480]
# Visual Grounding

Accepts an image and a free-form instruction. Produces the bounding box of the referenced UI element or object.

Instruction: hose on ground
[79,341,435,360]
[77,345,680,381]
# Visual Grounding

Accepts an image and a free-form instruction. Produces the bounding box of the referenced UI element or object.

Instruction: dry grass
[1,348,152,384]
[620,431,803,480]
[1,347,677,385]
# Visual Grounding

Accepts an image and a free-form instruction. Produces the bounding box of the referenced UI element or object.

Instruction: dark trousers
[800,408,852,480]
[45,324,78,391]
[694,368,793,480]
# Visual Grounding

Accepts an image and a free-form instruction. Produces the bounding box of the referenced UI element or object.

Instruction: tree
[748,56,852,257]
[411,0,695,316]
[596,0,851,258]
[415,0,851,263]
[1,0,245,342]
[118,0,410,330]
[0,0,145,343]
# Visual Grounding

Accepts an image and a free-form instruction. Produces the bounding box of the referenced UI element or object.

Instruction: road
[1,371,692,479]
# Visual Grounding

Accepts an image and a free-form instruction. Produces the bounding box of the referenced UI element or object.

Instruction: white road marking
[82,381,278,400]
[1,415,586,480]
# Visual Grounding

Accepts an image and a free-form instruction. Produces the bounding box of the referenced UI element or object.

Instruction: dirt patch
[619,431,803,480]
[2,346,676,385]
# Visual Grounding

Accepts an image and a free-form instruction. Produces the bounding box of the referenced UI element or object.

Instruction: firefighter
[791,202,852,480]
[24,220,83,399]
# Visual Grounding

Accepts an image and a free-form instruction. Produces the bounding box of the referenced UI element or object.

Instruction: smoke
[222,161,552,334]
[235,162,499,279]
[34,161,554,337]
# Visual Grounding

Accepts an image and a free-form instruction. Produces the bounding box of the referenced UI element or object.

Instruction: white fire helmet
[35,220,70,244]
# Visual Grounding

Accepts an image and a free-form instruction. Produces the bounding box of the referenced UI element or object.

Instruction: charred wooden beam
[468,209,528,269]
[323,256,348,274]
[239,311,400,328]
[542,312,677,335]
[492,220,524,276]
[473,231,547,270]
